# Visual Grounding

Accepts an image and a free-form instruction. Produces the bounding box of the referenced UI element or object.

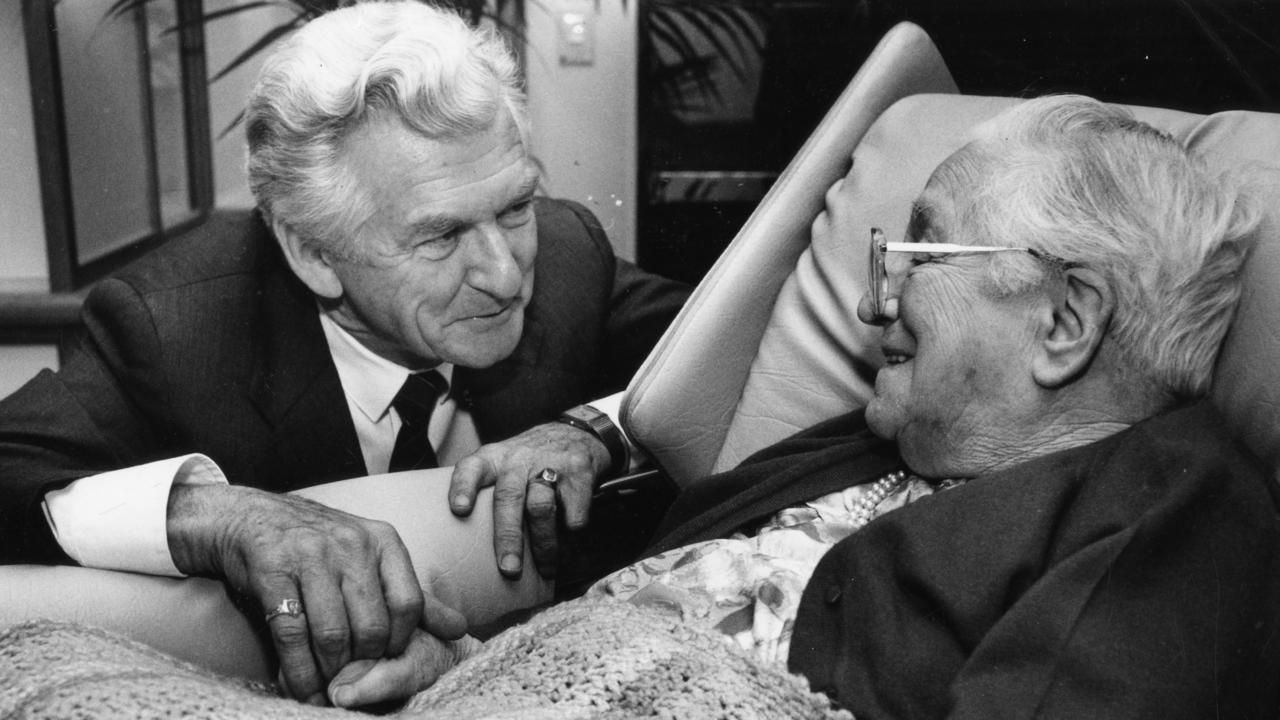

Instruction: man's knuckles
[312,624,353,658]
[350,627,393,661]
[271,619,313,649]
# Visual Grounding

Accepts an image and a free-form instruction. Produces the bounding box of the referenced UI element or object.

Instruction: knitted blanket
[0,599,851,719]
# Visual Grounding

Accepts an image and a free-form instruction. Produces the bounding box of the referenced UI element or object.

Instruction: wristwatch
[557,404,629,478]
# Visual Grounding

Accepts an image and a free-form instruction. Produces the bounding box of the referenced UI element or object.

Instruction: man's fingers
[491,467,529,578]
[449,454,491,516]
[558,469,595,530]
[525,479,558,579]
[420,590,468,640]
[261,582,325,701]
[341,572,392,662]
[377,537,426,657]
[298,571,353,681]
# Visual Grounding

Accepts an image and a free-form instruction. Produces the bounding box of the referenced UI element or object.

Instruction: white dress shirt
[40,312,632,577]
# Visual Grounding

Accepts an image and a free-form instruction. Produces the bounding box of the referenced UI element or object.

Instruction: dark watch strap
[557,404,629,478]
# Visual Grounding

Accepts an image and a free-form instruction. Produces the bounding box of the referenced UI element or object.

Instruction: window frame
[23,0,214,291]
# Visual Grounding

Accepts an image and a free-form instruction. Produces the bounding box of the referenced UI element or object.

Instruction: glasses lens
[869,228,886,317]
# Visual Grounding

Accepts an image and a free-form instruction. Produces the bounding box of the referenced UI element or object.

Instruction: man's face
[862,174,1044,478]
[323,110,539,369]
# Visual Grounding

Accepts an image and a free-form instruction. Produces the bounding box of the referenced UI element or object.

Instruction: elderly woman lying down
[326,94,1280,717]
[7,95,1279,719]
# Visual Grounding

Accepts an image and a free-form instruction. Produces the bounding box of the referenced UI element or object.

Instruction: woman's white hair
[245,0,527,256]
[939,95,1260,399]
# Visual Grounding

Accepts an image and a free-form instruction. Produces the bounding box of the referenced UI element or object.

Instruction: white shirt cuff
[42,454,228,577]
[584,392,648,473]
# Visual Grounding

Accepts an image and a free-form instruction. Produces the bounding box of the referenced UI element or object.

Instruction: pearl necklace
[851,469,908,529]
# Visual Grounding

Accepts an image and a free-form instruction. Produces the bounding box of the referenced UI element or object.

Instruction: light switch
[556,0,595,66]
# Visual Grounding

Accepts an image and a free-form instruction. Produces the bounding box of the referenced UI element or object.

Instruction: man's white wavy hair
[934,95,1260,399]
[245,0,528,256]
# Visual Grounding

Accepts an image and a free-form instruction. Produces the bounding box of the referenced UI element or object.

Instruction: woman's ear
[1032,267,1112,388]
[273,218,344,300]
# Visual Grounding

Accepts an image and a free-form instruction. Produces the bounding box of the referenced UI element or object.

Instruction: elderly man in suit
[0,0,686,705]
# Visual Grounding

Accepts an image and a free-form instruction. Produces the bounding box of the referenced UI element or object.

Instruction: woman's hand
[327,629,483,708]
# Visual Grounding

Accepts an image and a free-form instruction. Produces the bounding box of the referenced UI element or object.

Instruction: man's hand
[449,422,611,579]
[166,484,467,704]
[327,629,482,709]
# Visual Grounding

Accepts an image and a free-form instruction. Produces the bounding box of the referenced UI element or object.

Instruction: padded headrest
[718,94,1280,477]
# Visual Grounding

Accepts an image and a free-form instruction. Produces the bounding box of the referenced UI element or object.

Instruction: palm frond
[210,16,306,83]
[158,2,278,36]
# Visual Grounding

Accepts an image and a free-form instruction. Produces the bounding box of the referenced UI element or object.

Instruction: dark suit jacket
[0,198,688,564]
[651,403,1280,719]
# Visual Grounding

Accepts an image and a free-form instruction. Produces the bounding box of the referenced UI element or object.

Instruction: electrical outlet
[556,0,595,66]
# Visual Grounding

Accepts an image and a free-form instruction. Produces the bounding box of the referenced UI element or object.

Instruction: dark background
[637,0,1280,284]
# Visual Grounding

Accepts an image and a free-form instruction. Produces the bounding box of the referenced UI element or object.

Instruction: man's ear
[273,218,344,300]
[1032,267,1112,388]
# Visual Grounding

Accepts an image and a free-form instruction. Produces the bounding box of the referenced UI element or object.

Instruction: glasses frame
[868,227,1061,320]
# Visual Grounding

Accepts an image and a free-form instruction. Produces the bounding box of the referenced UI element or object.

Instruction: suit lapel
[248,247,366,489]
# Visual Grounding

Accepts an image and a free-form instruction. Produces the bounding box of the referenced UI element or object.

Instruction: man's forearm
[41,454,227,576]
[165,482,241,576]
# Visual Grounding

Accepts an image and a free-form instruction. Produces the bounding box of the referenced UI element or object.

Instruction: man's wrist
[557,404,629,478]
[166,482,237,576]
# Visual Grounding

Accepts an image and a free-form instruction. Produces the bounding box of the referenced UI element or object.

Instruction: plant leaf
[106,0,151,21]
[218,108,247,139]
[210,17,306,83]
[159,1,278,36]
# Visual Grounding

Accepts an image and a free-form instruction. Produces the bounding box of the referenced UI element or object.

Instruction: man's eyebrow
[406,214,462,239]
[400,174,542,243]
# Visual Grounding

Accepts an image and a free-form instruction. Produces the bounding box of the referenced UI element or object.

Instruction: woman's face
[859,180,1045,478]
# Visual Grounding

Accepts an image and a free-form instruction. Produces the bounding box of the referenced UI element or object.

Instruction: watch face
[567,405,604,422]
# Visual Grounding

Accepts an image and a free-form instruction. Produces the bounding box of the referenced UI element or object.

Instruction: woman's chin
[864,398,899,441]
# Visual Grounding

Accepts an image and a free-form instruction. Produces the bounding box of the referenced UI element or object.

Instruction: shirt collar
[318,311,453,423]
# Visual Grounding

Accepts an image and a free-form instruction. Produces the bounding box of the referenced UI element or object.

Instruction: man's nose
[465,226,524,298]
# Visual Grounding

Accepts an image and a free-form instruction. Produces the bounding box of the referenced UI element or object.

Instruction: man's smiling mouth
[460,298,521,324]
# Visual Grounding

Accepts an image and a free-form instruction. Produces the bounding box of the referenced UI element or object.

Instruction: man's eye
[416,234,460,259]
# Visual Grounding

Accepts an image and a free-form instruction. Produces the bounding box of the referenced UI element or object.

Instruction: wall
[206,0,292,209]
[1,2,51,292]
[0,2,59,398]
[525,0,639,260]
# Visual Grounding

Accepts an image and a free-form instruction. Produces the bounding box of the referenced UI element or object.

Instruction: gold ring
[531,468,560,489]
[265,598,304,623]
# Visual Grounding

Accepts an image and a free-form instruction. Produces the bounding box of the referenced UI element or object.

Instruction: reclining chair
[623,26,1280,489]
[2,21,1279,693]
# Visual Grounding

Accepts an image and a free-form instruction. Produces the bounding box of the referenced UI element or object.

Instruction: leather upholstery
[625,23,1280,488]
[622,22,959,485]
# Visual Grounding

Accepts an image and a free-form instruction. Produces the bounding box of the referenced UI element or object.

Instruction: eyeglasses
[867,227,1066,321]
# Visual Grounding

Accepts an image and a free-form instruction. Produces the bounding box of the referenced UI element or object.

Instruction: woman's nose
[856,292,898,326]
